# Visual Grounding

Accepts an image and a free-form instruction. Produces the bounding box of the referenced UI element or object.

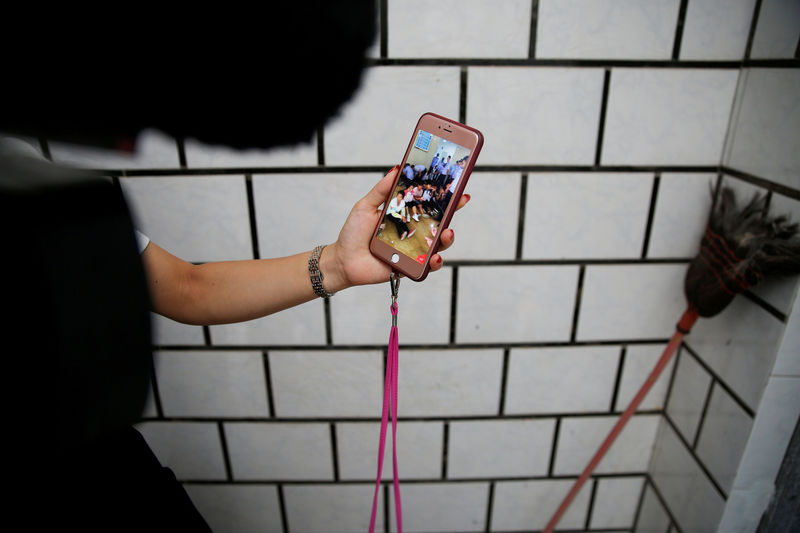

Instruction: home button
[391,253,400,264]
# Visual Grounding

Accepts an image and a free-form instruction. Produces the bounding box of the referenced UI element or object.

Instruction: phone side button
[391,253,400,264]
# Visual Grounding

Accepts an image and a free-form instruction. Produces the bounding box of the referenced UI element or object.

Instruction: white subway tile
[150,312,205,345]
[635,484,671,533]
[336,421,443,481]
[650,419,725,531]
[268,350,383,417]
[0,136,45,157]
[523,173,652,259]
[590,477,645,529]
[750,0,800,58]
[330,268,451,345]
[136,421,227,480]
[647,173,717,258]
[283,484,383,533]
[209,299,326,346]
[397,349,504,417]
[252,172,379,259]
[726,68,800,190]
[577,264,689,341]
[388,483,488,532]
[467,67,604,165]
[184,484,282,533]
[602,68,739,165]
[554,415,660,475]
[154,350,268,418]
[120,175,252,262]
[184,135,317,168]
[680,0,756,59]
[665,350,713,443]
[696,384,754,493]
[614,344,677,412]
[388,0,531,58]
[447,419,554,478]
[224,422,333,481]
[324,67,460,166]
[505,346,620,414]
[537,0,679,59]
[491,479,592,530]
[457,266,578,343]
[686,296,784,410]
[444,172,521,261]
[50,129,180,170]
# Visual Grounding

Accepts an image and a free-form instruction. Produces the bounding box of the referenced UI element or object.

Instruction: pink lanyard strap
[368,275,402,533]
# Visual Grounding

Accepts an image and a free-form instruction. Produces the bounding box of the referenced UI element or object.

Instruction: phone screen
[376,128,472,264]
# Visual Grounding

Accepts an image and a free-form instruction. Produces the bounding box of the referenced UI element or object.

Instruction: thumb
[362,166,399,208]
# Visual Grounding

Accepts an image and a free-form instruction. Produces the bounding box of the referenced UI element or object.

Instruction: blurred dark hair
[1,2,377,150]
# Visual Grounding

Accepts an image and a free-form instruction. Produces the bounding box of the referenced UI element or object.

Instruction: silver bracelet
[308,245,335,298]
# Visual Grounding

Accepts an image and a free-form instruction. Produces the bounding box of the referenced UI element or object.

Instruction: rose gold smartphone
[370,112,483,281]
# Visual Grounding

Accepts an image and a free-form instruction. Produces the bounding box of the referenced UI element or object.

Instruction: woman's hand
[321,166,470,292]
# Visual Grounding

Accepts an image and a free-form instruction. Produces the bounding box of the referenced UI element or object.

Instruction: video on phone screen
[377,129,471,264]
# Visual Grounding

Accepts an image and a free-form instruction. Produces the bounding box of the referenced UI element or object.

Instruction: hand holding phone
[369,113,483,281]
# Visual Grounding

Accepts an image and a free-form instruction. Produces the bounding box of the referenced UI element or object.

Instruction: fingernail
[434,256,443,265]
[464,194,471,202]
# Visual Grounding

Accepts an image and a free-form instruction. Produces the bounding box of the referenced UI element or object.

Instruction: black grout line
[218,422,233,481]
[245,174,260,259]
[38,138,51,160]
[148,351,165,418]
[528,0,539,59]
[176,138,187,168]
[569,266,586,342]
[662,346,684,415]
[646,475,685,533]
[594,69,611,166]
[323,297,333,345]
[681,342,756,418]
[442,422,450,479]
[720,167,800,200]
[741,290,788,322]
[710,172,724,215]
[585,478,598,530]
[263,351,276,418]
[609,346,627,413]
[744,0,764,60]
[663,413,728,499]
[667,524,675,533]
[449,267,459,344]
[499,349,511,415]
[641,173,662,258]
[548,418,561,476]
[277,484,289,533]
[763,189,773,213]
[459,67,468,124]
[484,481,495,532]
[515,173,529,260]
[671,0,689,60]
[692,381,716,450]
[202,325,212,346]
[379,0,388,59]
[329,423,339,481]
[630,475,649,532]
[316,127,325,167]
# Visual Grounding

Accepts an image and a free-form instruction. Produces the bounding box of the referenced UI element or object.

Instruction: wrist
[319,242,349,294]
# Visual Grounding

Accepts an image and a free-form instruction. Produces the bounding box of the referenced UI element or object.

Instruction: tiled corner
[397,349,504,417]
[725,68,800,190]
[150,312,205,346]
[602,68,739,165]
[646,173,717,259]
[679,0,756,59]
[49,129,180,170]
[223,422,333,480]
[209,299,326,346]
[772,287,800,376]
[119,175,252,262]
[447,419,555,478]
[576,264,688,341]
[330,268,451,345]
[268,350,383,417]
[695,384,755,493]
[336,421,443,481]
[466,67,605,165]
[716,485,775,533]
[444,172,521,261]
[504,346,620,414]
[522,172,653,259]
[252,172,379,259]
[614,344,677,412]
[135,421,227,480]
[554,415,660,475]
[183,484,282,533]
[153,350,268,418]
[283,484,383,533]
[650,419,726,532]
[184,134,317,168]
[536,0,679,59]
[590,476,645,529]
[388,0,531,58]
[456,265,579,343]
[388,483,488,532]
[665,349,713,444]
[634,484,671,533]
[323,66,460,166]
[749,0,800,58]
[491,479,592,530]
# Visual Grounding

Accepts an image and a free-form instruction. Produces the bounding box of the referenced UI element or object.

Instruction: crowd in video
[377,132,471,263]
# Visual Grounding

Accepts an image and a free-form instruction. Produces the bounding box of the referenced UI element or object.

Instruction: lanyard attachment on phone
[390,271,400,326]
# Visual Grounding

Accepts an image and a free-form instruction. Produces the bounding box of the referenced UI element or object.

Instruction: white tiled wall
[42,1,800,531]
